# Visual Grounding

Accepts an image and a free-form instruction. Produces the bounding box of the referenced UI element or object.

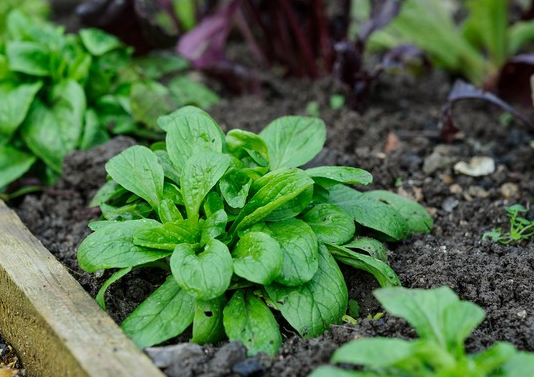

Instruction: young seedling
[78,106,433,355]
[483,204,534,245]
[310,286,534,377]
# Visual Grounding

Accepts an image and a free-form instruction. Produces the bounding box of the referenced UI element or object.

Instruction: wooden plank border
[0,200,165,377]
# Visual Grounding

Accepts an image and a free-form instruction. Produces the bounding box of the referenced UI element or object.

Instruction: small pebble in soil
[442,197,459,212]
[232,358,266,377]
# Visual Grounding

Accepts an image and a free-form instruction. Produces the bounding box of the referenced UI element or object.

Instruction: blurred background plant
[0,0,219,196]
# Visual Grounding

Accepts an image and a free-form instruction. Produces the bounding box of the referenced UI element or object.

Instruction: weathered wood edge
[0,200,165,377]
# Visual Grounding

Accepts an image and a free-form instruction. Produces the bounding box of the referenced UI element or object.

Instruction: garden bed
[10,70,534,377]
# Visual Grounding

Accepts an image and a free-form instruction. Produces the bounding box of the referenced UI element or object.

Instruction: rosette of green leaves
[0,10,218,191]
[310,286,534,377]
[78,106,433,355]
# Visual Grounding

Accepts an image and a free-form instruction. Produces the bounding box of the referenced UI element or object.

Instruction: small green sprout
[483,204,534,245]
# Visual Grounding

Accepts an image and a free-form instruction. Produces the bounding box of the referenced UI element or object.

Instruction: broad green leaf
[80,108,109,150]
[259,116,326,169]
[326,185,409,241]
[106,146,164,210]
[182,151,231,218]
[332,337,415,367]
[154,150,181,184]
[265,244,348,337]
[161,106,225,171]
[133,219,200,250]
[232,168,314,232]
[267,219,318,286]
[306,166,373,187]
[302,203,355,244]
[233,232,283,285]
[192,295,226,344]
[20,102,66,173]
[200,209,227,244]
[95,267,132,310]
[135,53,189,79]
[226,129,270,167]
[219,168,252,209]
[263,186,313,222]
[443,300,486,355]
[170,239,233,300]
[0,82,42,141]
[223,291,282,356]
[6,41,50,76]
[343,237,389,263]
[79,28,122,56]
[78,219,171,272]
[363,190,433,235]
[463,0,507,69]
[472,342,516,375]
[500,351,534,377]
[131,81,176,130]
[327,243,400,287]
[157,198,183,223]
[374,287,477,349]
[0,145,36,188]
[168,75,220,109]
[121,277,195,348]
[508,20,534,56]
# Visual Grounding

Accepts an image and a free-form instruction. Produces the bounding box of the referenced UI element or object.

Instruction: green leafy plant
[78,106,433,355]
[310,286,534,377]
[483,204,534,244]
[370,0,534,88]
[0,9,218,191]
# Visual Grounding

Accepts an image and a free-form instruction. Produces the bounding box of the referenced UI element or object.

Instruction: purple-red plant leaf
[496,54,534,108]
[440,80,533,141]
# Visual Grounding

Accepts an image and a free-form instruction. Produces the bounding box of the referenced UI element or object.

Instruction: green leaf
[95,267,132,310]
[226,129,270,167]
[79,28,122,56]
[121,277,195,348]
[168,75,220,109]
[200,209,227,244]
[0,82,42,142]
[170,239,233,300]
[332,337,415,367]
[363,190,433,235]
[326,244,400,287]
[326,185,409,241]
[130,81,176,130]
[133,219,200,251]
[232,168,314,232]
[508,20,534,56]
[80,108,109,150]
[265,244,348,337]
[263,186,313,222]
[192,295,226,344]
[219,168,253,209]
[233,232,283,285]
[259,116,326,169]
[302,203,355,244]
[135,53,189,79]
[6,41,50,76]
[308,365,372,377]
[182,151,231,218]
[0,145,36,188]
[501,351,534,377]
[161,106,225,171]
[223,291,282,356]
[306,166,373,187]
[78,219,171,272]
[374,287,485,350]
[472,342,516,374]
[342,237,389,263]
[105,146,164,210]
[267,218,319,286]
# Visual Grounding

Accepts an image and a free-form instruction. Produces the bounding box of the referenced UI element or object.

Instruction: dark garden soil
[12,69,534,377]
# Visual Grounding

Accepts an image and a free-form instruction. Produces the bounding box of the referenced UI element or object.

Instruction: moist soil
[12,69,534,377]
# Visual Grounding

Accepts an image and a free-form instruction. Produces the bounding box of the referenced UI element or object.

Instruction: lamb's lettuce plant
[310,286,534,377]
[78,106,433,355]
[483,204,534,245]
[0,9,218,191]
